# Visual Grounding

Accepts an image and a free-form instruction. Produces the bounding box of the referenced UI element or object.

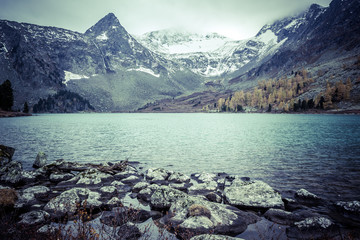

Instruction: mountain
[0,13,202,111]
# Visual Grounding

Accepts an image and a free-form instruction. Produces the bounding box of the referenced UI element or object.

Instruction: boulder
[114,165,140,180]
[168,171,190,183]
[18,210,50,226]
[58,169,114,188]
[0,161,23,185]
[205,192,222,203]
[237,218,287,240]
[190,234,243,240]
[167,195,259,238]
[264,208,302,225]
[150,185,188,210]
[121,175,142,185]
[224,179,284,210]
[192,172,217,183]
[146,168,171,183]
[137,184,160,202]
[287,216,338,239]
[334,201,360,224]
[49,172,74,183]
[100,207,151,227]
[0,145,15,167]
[117,222,142,240]
[44,187,103,219]
[132,181,150,193]
[33,152,47,168]
[295,188,321,205]
[188,181,218,195]
[169,182,189,192]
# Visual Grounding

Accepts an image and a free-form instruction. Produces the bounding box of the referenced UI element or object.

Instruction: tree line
[206,69,352,113]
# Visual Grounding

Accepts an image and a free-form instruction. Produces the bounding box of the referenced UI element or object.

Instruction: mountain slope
[0,13,203,111]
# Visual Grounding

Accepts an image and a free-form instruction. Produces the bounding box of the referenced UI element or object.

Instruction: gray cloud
[0,0,332,39]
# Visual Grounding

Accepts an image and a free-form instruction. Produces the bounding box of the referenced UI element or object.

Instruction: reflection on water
[1,113,359,201]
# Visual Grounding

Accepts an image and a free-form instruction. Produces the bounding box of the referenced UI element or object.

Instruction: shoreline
[0,110,32,118]
[0,146,359,239]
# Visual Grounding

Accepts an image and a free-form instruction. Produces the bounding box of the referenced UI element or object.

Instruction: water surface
[1,113,359,201]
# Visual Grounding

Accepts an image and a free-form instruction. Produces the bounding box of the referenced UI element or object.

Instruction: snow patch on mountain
[96,32,108,41]
[64,71,89,85]
[127,67,160,78]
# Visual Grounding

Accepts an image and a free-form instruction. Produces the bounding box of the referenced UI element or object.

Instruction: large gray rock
[114,165,140,180]
[192,172,217,183]
[137,184,161,202]
[58,168,114,188]
[18,210,50,226]
[168,171,190,183]
[287,216,338,239]
[188,181,218,195]
[132,181,150,193]
[49,172,74,183]
[146,168,171,183]
[0,161,23,185]
[33,152,47,168]
[334,201,360,224]
[295,188,321,205]
[167,195,259,238]
[224,179,284,209]
[44,187,102,219]
[264,208,302,225]
[150,185,188,210]
[190,234,243,240]
[0,145,15,167]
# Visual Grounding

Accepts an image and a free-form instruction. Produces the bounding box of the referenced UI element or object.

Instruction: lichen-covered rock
[188,181,218,195]
[0,145,15,167]
[137,184,160,202]
[15,186,50,210]
[167,195,259,238]
[295,189,321,205]
[33,152,47,168]
[146,168,171,183]
[18,210,50,226]
[132,181,150,193]
[121,175,141,185]
[335,201,360,224]
[114,165,139,180]
[44,187,103,219]
[287,217,338,239]
[190,234,243,240]
[169,182,188,192]
[224,179,284,209]
[192,172,217,183]
[150,185,188,210]
[49,172,74,183]
[0,161,23,185]
[58,169,114,187]
[168,171,190,183]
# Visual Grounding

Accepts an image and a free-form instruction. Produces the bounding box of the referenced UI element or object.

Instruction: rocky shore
[0,145,359,240]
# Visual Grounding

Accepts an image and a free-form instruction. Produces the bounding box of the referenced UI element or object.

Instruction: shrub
[188,204,211,219]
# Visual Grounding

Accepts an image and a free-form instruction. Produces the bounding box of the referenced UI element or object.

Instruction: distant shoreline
[0,110,32,118]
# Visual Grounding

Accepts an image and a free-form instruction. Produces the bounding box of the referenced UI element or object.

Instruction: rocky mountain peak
[85,12,126,38]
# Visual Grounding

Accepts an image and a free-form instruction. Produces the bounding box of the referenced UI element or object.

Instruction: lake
[1,113,359,202]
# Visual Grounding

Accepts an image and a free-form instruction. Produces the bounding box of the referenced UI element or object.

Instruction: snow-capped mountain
[136,4,326,78]
[136,29,231,54]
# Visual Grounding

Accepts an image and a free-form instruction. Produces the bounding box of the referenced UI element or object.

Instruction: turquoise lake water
[1,113,359,201]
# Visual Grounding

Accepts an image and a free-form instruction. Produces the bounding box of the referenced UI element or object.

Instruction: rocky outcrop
[0,145,358,239]
[0,145,15,167]
[33,152,47,168]
[224,179,284,210]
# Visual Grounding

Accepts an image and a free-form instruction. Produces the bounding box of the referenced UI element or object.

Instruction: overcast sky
[0,0,332,40]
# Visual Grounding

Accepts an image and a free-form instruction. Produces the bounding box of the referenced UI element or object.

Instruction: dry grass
[0,189,18,207]
[188,204,211,219]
